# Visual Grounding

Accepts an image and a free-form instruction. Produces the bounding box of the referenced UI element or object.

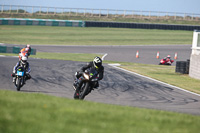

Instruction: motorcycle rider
[12,56,31,84]
[160,55,174,65]
[19,44,32,60]
[73,56,104,97]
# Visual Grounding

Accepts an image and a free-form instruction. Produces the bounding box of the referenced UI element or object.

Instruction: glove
[11,73,15,77]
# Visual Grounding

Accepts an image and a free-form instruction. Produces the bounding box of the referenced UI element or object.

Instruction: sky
[0,0,200,14]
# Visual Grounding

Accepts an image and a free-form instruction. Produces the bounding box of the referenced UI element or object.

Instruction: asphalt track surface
[32,44,192,65]
[1,45,200,115]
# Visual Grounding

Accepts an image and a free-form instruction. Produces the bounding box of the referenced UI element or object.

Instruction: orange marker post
[174,52,178,59]
[156,51,160,59]
[136,51,139,58]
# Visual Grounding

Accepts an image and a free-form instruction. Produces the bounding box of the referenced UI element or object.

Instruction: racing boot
[93,81,99,89]
[12,77,16,83]
[74,90,79,99]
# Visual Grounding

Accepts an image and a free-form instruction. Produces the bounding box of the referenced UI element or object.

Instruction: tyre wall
[85,21,200,31]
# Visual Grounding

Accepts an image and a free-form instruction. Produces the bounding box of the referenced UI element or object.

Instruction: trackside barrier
[1,18,200,31]
[0,18,85,27]
[0,45,7,53]
[175,60,190,74]
[0,45,37,55]
[85,21,200,31]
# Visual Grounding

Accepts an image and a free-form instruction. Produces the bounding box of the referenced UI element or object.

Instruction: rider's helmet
[25,48,29,52]
[93,56,102,68]
[167,55,171,59]
[21,56,28,65]
[26,44,30,48]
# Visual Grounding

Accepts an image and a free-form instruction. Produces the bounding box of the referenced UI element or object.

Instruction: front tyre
[79,82,90,100]
[16,78,21,91]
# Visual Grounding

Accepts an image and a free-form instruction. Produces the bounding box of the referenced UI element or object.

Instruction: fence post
[9,5,12,13]
[17,6,19,14]
[107,9,109,17]
[39,6,41,14]
[91,9,93,17]
[149,11,151,18]
[140,10,143,18]
[123,10,126,17]
[54,8,56,15]
[32,7,33,14]
[166,12,168,19]
[69,8,71,15]
[84,9,86,16]
[115,10,118,17]
[157,11,160,18]
[76,9,78,16]
[1,5,3,13]
[24,6,26,14]
[132,11,134,18]
[174,12,176,20]
[99,9,101,17]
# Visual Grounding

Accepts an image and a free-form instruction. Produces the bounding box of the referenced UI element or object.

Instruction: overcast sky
[0,0,199,14]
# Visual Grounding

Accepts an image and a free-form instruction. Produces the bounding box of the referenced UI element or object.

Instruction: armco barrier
[12,46,21,54]
[0,18,85,27]
[85,21,200,31]
[0,45,7,53]
[0,45,36,55]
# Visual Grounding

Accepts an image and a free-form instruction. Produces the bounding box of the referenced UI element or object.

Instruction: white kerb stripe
[102,53,108,60]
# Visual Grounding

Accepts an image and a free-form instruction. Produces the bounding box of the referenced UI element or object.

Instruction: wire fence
[1,5,200,21]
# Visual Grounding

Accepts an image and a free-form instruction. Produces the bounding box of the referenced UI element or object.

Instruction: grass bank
[0,25,193,45]
[0,90,200,133]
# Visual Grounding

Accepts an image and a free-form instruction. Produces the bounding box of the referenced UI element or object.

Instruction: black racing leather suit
[75,61,104,91]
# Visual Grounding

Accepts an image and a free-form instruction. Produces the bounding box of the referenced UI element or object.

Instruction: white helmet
[93,56,102,68]
[26,44,30,48]
[21,56,28,64]
[25,48,29,51]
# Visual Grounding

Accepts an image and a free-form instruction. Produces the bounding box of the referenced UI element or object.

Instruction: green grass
[0,90,200,133]
[0,25,193,45]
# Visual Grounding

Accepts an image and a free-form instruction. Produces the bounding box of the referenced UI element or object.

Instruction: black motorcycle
[73,68,99,100]
[14,66,26,91]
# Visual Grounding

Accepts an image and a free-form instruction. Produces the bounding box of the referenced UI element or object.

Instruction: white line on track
[108,63,200,97]
[102,53,108,60]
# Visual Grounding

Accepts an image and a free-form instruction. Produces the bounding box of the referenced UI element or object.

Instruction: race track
[1,56,200,115]
[6,44,192,65]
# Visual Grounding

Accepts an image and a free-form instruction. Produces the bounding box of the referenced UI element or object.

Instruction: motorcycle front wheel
[16,78,21,91]
[79,82,90,100]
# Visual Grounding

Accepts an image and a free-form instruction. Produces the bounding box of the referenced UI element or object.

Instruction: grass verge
[0,25,193,45]
[0,89,200,133]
